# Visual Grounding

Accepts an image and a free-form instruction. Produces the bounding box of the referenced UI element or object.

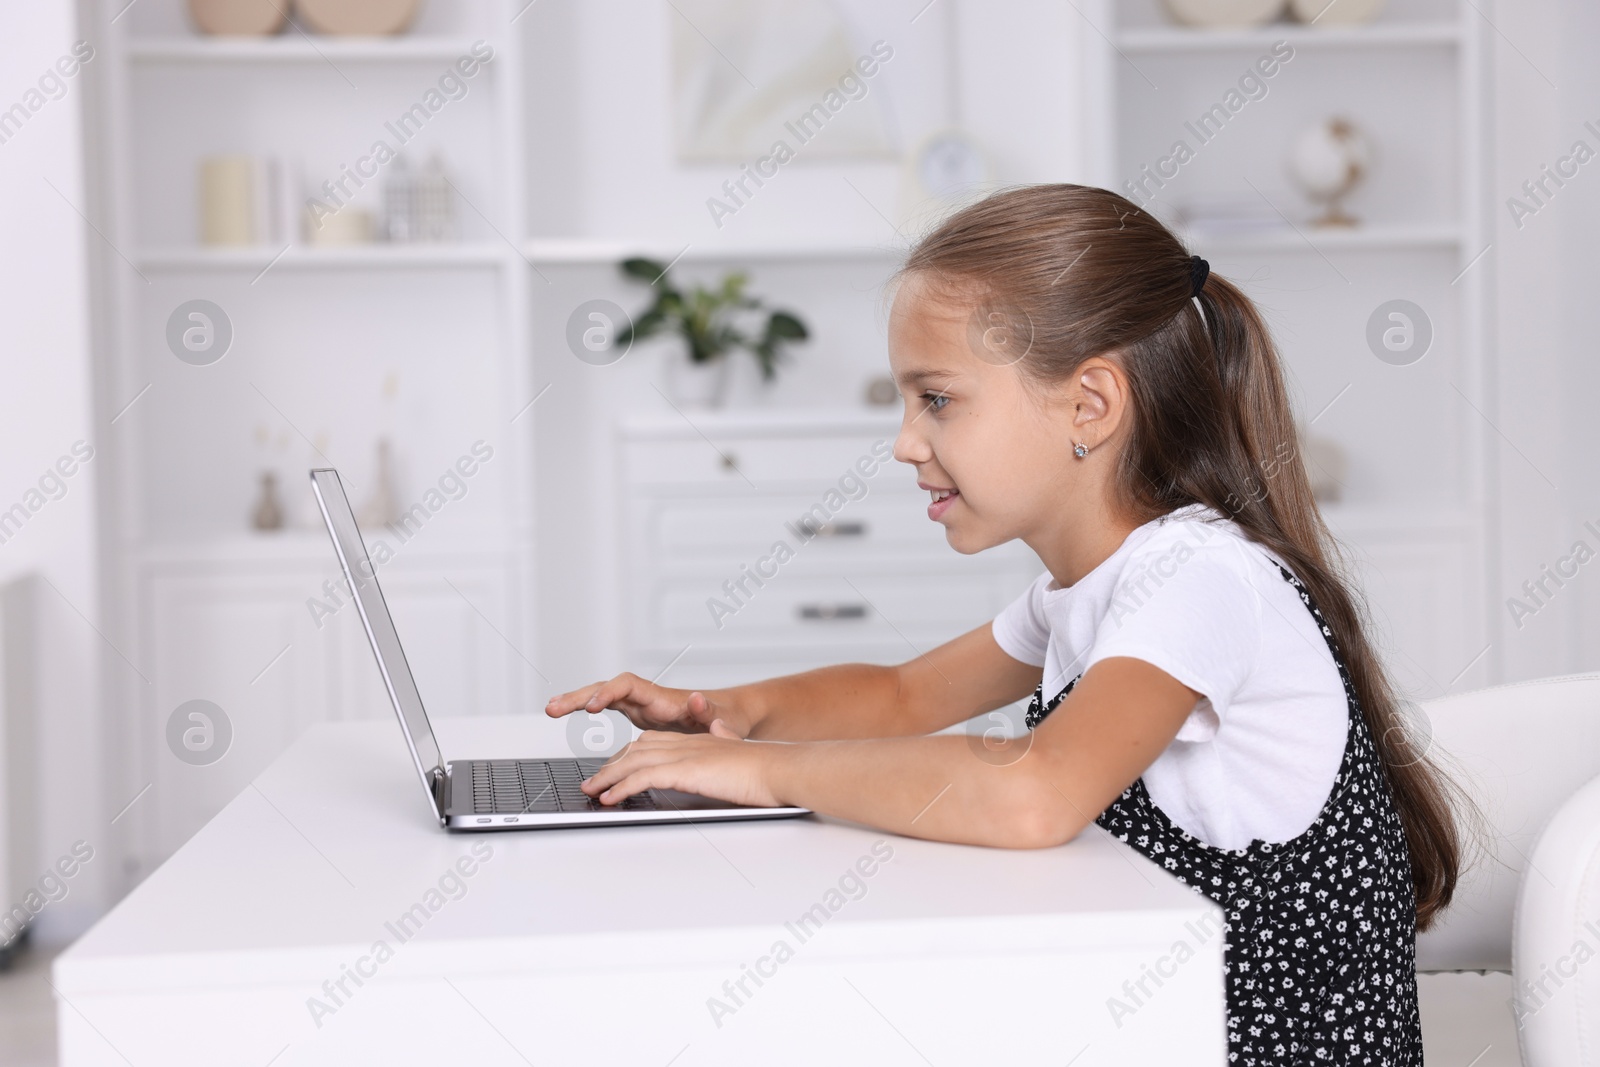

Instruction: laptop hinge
[430,766,448,816]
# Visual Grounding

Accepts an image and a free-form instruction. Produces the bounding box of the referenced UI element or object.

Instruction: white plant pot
[664,354,733,409]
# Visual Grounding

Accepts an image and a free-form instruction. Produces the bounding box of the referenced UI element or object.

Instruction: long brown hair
[898,184,1462,929]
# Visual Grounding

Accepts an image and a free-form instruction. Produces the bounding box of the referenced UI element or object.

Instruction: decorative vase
[359,438,401,528]
[413,154,458,241]
[292,0,420,35]
[1160,0,1288,28]
[1289,0,1385,25]
[664,354,733,409]
[251,471,284,530]
[1300,426,1348,503]
[187,0,287,35]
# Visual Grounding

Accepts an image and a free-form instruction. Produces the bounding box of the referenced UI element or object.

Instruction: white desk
[55,717,1226,1065]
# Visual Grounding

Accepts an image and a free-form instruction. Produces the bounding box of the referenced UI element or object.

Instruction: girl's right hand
[544,673,750,738]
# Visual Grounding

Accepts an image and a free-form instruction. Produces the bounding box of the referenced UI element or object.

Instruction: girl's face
[887,272,1091,555]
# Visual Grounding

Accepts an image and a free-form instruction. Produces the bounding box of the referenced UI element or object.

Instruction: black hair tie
[1189,255,1210,297]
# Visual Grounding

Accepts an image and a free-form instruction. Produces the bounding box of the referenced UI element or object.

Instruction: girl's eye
[923,392,950,412]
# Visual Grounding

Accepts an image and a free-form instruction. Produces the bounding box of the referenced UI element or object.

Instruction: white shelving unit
[126,37,488,62]
[1083,0,1497,698]
[136,243,513,270]
[85,0,935,882]
[1115,23,1464,52]
[1173,223,1464,251]
[84,0,535,884]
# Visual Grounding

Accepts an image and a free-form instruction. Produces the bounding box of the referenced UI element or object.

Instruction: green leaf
[622,266,807,382]
[620,258,670,285]
[765,310,808,340]
[689,333,725,364]
[616,306,668,346]
[750,339,779,381]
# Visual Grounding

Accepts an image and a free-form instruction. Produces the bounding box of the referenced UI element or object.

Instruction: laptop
[310,468,811,831]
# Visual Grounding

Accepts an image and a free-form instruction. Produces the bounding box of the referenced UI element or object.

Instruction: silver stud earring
[1073,442,1089,458]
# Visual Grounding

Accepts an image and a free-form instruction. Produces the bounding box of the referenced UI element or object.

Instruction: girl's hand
[580,719,786,808]
[545,673,748,738]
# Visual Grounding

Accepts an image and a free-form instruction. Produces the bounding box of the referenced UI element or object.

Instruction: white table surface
[55,715,1227,1066]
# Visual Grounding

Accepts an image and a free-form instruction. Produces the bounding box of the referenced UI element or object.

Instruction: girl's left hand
[581,719,787,808]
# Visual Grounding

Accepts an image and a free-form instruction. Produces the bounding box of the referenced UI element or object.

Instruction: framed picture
[669,0,900,162]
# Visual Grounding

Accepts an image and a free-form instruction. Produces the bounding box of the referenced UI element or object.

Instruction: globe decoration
[1287,117,1370,227]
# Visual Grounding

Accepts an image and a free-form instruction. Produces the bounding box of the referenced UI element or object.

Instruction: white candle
[199,155,257,246]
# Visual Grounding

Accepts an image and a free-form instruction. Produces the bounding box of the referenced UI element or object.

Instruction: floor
[1417,971,1523,1067]
[0,939,61,1067]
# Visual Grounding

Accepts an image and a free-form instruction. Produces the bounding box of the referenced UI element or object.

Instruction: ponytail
[899,184,1467,928]
[1194,273,1466,929]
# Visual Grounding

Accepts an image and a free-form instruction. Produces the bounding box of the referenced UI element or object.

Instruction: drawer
[642,572,1008,649]
[644,491,949,563]
[621,432,898,487]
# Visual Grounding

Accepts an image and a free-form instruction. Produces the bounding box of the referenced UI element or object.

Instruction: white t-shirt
[990,502,1348,850]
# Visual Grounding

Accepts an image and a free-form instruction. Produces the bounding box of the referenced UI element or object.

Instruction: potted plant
[616,257,809,408]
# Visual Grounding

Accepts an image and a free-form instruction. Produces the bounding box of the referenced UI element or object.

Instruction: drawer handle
[796,518,868,539]
[797,602,869,621]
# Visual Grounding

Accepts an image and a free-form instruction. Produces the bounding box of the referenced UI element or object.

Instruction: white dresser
[616,411,1044,692]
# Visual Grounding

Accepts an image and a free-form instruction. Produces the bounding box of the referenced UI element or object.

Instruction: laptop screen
[310,469,445,792]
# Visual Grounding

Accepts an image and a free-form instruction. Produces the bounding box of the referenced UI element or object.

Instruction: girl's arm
[577,654,1204,850]
[733,622,1042,740]
[759,656,1203,848]
[546,621,1042,742]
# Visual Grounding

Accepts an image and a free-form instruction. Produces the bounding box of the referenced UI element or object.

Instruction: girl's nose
[893,419,930,465]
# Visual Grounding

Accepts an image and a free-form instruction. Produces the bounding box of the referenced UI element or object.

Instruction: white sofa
[1415,672,1600,1066]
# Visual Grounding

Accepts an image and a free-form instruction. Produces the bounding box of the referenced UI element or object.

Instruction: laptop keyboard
[468,758,659,815]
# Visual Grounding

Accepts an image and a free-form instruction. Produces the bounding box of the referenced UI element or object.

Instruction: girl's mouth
[926,486,960,521]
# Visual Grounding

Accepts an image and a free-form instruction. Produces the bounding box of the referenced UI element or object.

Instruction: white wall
[520,0,1086,247]
[1563,1,1600,673]
[0,3,105,937]
[1490,0,1600,678]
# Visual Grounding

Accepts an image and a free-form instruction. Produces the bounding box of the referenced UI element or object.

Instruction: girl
[546,184,1462,1063]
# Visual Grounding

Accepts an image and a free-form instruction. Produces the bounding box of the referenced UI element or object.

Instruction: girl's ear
[1069,357,1129,443]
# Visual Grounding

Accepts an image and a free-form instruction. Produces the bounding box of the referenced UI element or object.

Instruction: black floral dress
[1025,559,1423,1065]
